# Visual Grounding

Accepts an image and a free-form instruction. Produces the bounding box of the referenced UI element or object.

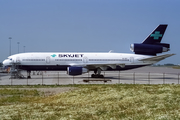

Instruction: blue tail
[131,24,170,55]
[142,24,168,44]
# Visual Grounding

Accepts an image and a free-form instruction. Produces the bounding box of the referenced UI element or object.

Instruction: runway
[0,66,180,85]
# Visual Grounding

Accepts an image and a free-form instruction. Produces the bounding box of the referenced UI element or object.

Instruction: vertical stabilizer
[142,24,168,44]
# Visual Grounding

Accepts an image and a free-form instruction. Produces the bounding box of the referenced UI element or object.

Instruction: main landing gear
[91,68,104,78]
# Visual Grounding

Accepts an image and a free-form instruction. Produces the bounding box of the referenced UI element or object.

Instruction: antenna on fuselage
[108,50,114,53]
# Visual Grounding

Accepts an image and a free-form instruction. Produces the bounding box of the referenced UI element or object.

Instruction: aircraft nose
[2,60,6,68]
[2,59,10,69]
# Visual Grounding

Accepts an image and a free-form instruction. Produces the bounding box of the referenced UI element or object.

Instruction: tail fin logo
[150,31,162,40]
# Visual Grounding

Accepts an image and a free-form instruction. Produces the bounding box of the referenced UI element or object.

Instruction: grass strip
[0,84,180,120]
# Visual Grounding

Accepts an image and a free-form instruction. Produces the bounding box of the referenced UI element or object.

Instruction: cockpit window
[8,58,12,60]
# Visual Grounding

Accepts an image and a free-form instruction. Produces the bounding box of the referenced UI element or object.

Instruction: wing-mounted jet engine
[67,67,88,75]
[130,24,170,55]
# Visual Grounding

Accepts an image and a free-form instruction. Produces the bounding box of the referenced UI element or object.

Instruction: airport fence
[0,71,180,85]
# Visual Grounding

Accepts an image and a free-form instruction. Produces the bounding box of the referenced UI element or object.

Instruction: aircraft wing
[139,54,175,62]
[70,63,125,70]
[87,63,125,70]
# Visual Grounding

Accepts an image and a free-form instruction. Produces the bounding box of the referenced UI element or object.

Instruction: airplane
[3,24,174,78]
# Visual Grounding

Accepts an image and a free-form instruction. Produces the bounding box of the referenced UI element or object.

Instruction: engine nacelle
[130,43,169,55]
[67,67,88,76]
[154,43,170,48]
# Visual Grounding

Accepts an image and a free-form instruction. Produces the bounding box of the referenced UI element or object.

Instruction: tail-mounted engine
[130,43,170,55]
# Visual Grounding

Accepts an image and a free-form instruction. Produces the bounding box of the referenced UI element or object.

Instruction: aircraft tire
[91,74,95,78]
[100,75,104,78]
[27,76,31,79]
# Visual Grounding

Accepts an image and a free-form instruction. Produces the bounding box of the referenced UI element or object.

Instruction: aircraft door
[130,57,134,63]
[83,57,88,63]
[16,57,20,63]
[46,57,50,64]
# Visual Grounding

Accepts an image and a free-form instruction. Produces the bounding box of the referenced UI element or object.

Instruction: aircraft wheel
[99,75,104,78]
[27,76,31,79]
[91,74,95,78]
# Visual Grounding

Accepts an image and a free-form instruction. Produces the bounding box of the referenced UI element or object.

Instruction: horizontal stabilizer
[139,54,175,62]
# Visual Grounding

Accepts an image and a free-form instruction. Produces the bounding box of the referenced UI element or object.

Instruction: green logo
[51,54,56,57]
[150,31,162,40]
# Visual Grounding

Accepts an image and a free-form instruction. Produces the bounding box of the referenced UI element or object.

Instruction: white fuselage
[3,52,153,71]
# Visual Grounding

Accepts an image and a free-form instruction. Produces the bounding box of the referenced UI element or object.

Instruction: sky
[0,0,180,64]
